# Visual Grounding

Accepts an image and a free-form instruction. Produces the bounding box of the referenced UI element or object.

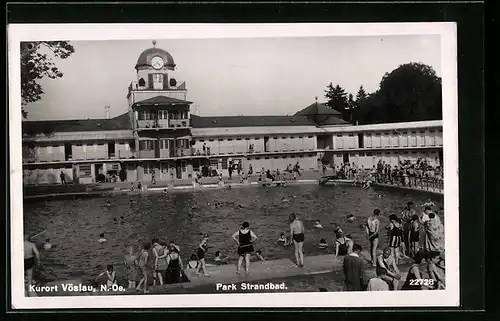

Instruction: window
[138,78,146,86]
[273,156,279,159]
[308,136,313,138]
[375,133,381,136]
[222,159,228,169]
[176,139,189,149]
[181,162,187,172]
[366,152,373,156]
[337,134,342,137]
[245,138,250,140]
[158,110,167,119]
[255,157,260,160]
[228,138,233,141]
[298,136,303,139]
[79,164,92,177]
[144,162,155,174]
[160,139,169,149]
[282,155,287,159]
[160,162,169,173]
[281,137,286,139]
[237,138,242,141]
[199,139,205,142]
[209,139,214,142]
[218,139,224,142]
[348,133,354,137]
[265,157,270,159]
[209,159,219,168]
[153,73,163,83]
[98,143,104,146]
[273,137,278,140]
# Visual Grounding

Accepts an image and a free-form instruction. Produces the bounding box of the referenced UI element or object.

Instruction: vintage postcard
[8,23,458,309]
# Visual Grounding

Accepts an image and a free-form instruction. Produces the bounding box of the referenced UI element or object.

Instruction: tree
[324,83,349,120]
[355,85,368,106]
[377,62,442,123]
[21,41,75,118]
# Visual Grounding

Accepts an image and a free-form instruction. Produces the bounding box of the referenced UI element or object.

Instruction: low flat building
[21,43,443,186]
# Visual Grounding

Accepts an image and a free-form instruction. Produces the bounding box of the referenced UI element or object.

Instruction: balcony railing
[136,119,190,129]
[23,150,136,163]
[128,80,187,93]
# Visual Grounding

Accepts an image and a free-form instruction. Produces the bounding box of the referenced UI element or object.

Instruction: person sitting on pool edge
[318,239,328,249]
[214,251,228,265]
[277,233,286,244]
[187,254,199,269]
[98,233,107,244]
[314,220,323,228]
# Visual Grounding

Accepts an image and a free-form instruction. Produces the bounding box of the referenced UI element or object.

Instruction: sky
[23,35,441,121]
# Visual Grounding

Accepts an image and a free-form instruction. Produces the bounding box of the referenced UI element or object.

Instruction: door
[342,152,349,164]
[176,161,182,179]
[94,163,104,182]
[108,143,115,158]
[64,143,72,161]
[264,136,270,152]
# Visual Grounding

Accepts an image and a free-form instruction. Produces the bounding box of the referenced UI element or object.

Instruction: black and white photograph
[9,23,459,308]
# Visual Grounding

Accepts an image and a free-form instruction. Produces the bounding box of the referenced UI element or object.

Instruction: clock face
[151,56,164,69]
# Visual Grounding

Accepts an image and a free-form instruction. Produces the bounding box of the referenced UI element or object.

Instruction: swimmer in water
[318,239,328,249]
[112,217,118,223]
[314,220,323,228]
[105,200,111,207]
[347,214,356,222]
[254,250,265,261]
[277,233,286,244]
[43,238,52,250]
[282,197,290,203]
[129,199,134,205]
[98,233,107,244]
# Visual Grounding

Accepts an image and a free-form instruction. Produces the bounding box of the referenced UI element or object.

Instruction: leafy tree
[21,41,75,118]
[377,62,442,122]
[324,83,349,120]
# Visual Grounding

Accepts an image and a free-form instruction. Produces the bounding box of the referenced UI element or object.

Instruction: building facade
[21,44,444,186]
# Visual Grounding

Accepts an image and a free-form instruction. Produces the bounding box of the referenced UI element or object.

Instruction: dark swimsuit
[292,233,305,243]
[401,264,421,290]
[389,225,403,248]
[197,243,207,260]
[238,230,255,256]
[336,238,349,256]
[24,257,35,271]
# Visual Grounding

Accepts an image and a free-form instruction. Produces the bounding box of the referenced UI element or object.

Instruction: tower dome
[135,41,176,71]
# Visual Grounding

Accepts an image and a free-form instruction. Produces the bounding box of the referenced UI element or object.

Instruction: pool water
[23,184,444,284]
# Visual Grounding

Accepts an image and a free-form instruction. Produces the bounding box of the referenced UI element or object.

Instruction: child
[347,214,356,222]
[409,214,421,256]
[136,242,151,293]
[124,245,138,289]
[97,265,116,289]
[255,250,265,261]
[314,220,323,228]
[214,251,228,265]
[187,254,199,269]
[98,233,107,244]
[277,233,286,244]
[43,238,52,250]
[284,236,292,246]
[318,239,328,249]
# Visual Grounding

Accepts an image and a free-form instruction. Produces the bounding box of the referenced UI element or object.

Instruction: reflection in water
[23,184,443,284]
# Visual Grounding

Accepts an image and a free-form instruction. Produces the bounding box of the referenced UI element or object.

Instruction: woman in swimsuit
[124,245,138,289]
[335,230,353,257]
[232,222,258,274]
[401,252,424,290]
[366,209,381,266]
[24,234,40,294]
[388,216,404,263]
[289,213,305,267]
[152,238,167,286]
[165,244,185,284]
[376,247,401,291]
[196,234,210,277]
[409,214,421,257]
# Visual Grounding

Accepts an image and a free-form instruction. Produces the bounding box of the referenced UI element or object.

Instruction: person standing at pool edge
[24,234,40,294]
[289,213,305,267]
[232,222,258,274]
[366,209,381,266]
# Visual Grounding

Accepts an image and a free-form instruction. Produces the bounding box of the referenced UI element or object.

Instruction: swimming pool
[23,183,444,284]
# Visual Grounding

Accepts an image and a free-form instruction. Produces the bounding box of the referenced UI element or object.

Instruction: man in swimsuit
[289,213,305,267]
[24,234,40,295]
[366,209,381,266]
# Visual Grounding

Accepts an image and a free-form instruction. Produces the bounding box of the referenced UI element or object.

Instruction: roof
[190,114,317,128]
[133,95,192,106]
[22,113,132,135]
[322,120,443,133]
[192,126,323,137]
[135,47,176,70]
[294,102,342,116]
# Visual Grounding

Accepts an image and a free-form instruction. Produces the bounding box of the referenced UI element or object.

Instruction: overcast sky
[23,35,441,121]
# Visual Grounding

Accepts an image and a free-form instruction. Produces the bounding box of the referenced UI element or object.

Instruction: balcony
[136,119,190,130]
[128,80,187,94]
[23,152,65,163]
[169,119,190,128]
[22,150,137,163]
[136,150,156,159]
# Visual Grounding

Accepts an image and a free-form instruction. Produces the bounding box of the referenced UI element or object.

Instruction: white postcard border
[8,22,459,309]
